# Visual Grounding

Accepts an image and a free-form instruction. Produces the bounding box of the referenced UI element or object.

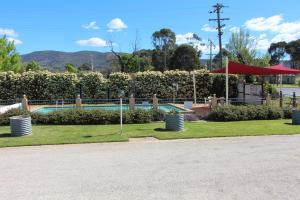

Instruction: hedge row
[207,105,290,121]
[0,108,165,126]
[0,70,238,100]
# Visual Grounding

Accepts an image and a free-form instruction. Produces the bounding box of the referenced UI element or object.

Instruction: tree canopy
[65,63,78,73]
[285,39,300,68]
[169,44,200,71]
[22,61,43,72]
[268,41,287,65]
[152,28,176,71]
[0,36,21,72]
[226,28,257,65]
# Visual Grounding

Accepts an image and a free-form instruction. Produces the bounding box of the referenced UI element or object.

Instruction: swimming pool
[35,104,186,114]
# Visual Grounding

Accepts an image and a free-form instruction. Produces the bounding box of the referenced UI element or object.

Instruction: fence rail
[0,95,299,108]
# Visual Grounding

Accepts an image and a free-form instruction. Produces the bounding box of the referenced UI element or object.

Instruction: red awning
[211,61,300,75]
[267,64,300,74]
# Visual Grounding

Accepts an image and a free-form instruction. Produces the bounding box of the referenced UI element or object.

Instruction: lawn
[0,119,299,148]
[272,84,299,88]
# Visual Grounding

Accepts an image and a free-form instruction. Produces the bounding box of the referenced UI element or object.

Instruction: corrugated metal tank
[165,114,184,131]
[292,110,300,125]
[10,116,32,136]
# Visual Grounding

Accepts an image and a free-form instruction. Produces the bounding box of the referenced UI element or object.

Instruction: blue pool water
[35,104,185,114]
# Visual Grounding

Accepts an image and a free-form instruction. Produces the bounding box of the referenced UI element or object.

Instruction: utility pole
[209,3,229,69]
[205,39,216,71]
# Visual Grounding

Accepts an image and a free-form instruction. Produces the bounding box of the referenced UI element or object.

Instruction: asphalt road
[1,135,300,200]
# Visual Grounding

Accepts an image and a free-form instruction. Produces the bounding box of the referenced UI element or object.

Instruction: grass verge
[0,119,299,148]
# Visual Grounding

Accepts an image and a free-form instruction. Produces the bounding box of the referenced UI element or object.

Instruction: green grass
[0,120,299,148]
[272,84,299,88]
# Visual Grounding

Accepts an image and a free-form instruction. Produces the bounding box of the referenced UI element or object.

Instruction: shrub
[282,107,292,119]
[0,108,165,126]
[207,105,283,121]
[0,70,239,101]
[0,109,30,125]
[108,72,131,98]
[150,109,165,121]
[264,82,279,97]
[80,72,107,99]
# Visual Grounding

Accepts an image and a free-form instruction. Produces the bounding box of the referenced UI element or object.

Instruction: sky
[1,0,300,58]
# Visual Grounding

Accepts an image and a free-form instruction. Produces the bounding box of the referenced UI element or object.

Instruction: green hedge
[207,105,284,121]
[0,70,238,100]
[0,108,165,126]
[79,72,107,99]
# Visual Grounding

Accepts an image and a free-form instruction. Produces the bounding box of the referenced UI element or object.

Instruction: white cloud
[176,33,218,54]
[271,33,300,43]
[176,32,194,44]
[7,37,22,45]
[245,15,283,31]
[201,24,216,32]
[82,21,99,30]
[272,21,300,34]
[76,37,108,47]
[0,28,18,37]
[229,26,240,33]
[244,14,300,44]
[107,18,128,32]
[254,34,271,50]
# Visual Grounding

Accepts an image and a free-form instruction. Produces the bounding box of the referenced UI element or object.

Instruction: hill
[21,51,115,71]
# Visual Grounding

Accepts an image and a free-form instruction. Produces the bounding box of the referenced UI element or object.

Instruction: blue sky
[1,0,300,57]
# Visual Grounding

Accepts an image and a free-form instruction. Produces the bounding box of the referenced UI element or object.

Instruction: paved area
[1,135,300,200]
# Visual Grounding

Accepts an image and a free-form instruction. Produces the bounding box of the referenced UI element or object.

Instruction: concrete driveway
[1,135,300,200]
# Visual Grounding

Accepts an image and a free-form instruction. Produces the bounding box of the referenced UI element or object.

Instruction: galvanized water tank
[165,114,184,131]
[292,110,300,125]
[10,116,32,136]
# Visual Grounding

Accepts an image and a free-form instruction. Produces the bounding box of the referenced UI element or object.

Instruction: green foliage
[80,72,107,99]
[285,39,300,68]
[65,63,77,73]
[207,105,283,121]
[0,71,78,100]
[0,36,21,72]
[0,109,29,126]
[22,61,43,72]
[45,73,78,99]
[150,109,165,121]
[152,28,176,71]
[264,83,279,97]
[224,28,271,68]
[152,28,176,51]
[0,71,20,100]
[268,41,287,65]
[119,54,154,73]
[108,72,131,98]
[211,74,238,98]
[0,70,239,100]
[282,107,292,119]
[169,44,200,71]
[226,28,257,65]
[0,109,163,126]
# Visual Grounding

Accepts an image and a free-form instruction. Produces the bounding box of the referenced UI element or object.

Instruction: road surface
[1,135,300,200]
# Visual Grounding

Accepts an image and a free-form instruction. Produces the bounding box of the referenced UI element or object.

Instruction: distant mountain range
[21,51,116,71]
[21,50,212,72]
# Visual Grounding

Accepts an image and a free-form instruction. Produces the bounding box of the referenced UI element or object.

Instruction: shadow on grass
[82,135,93,138]
[154,128,170,132]
[82,133,121,138]
[0,133,11,138]
[284,122,300,126]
